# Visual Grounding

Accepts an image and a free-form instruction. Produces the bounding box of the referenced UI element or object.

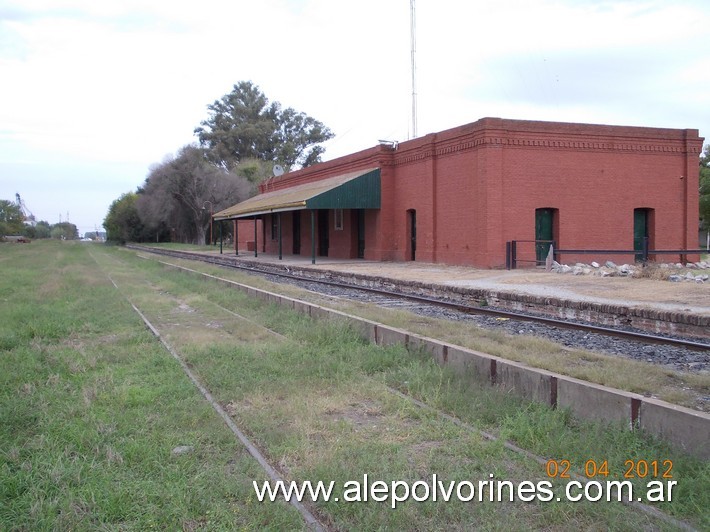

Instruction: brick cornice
[393,130,698,167]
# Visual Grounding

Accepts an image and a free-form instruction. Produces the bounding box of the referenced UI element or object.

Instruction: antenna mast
[14,193,36,226]
[410,0,418,138]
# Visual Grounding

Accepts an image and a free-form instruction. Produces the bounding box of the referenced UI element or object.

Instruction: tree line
[0,200,79,241]
[104,81,333,244]
[700,144,710,243]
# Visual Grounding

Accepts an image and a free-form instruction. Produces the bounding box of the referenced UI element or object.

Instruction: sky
[1,0,709,236]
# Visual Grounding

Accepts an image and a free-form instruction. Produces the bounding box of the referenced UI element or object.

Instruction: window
[334,209,344,231]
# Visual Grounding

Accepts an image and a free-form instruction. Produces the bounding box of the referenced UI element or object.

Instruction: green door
[633,209,649,262]
[535,208,554,263]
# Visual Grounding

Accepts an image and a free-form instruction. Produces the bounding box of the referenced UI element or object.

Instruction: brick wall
[247,117,703,268]
[386,118,703,268]
[234,219,262,253]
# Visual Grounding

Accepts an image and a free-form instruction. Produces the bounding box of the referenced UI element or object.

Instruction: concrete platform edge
[213,251,709,338]
[136,246,710,459]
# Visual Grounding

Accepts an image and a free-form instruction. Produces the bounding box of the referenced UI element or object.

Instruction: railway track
[127,246,710,359]
[99,248,698,531]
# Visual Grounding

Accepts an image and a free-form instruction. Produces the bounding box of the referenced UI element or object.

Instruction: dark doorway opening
[292,211,301,255]
[407,209,417,261]
[356,209,365,259]
[318,210,329,257]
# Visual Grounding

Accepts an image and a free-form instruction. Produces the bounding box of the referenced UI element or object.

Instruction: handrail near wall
[505,238,706,270]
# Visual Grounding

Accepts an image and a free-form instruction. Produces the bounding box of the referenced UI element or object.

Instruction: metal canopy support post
[310,210,316,265]
[278,213,282,260]
[219,221,223,254]
[234,220,238,256]
[254,216,258,258]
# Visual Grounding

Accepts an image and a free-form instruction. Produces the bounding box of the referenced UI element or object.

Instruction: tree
[194,81,334,171]
[0,199,24,237]
[49,222,78,240]
[104,193,146,244]
[23,221,51,239]
[22,225,36,239]
[34,221,52,239]
[272,105,332,168]
[700,144,710,238]
[137,145,251,245]
[233,158,274,184]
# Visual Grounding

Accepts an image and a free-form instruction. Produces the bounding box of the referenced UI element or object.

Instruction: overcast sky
[1,0,709,236]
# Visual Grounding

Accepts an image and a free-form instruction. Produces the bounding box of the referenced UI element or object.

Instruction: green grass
[1,240,708,530]
[0,241,302,530]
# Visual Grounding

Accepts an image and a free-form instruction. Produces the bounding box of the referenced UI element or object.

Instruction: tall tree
[194,81,334,171]
[0,199,24,237]
[700,144,710,238]
[137,145,251,245]
[232,158,274,184]
[104,193,146,244]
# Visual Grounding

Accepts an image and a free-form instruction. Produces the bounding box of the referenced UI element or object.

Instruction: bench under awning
[213,167,381,220]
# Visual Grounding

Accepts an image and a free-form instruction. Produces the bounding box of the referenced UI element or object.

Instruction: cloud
[1,0,709,234]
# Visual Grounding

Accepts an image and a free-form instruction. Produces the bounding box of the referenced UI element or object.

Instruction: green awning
[213,168,380,220]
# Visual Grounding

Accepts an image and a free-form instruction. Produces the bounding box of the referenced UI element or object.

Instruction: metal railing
[505,238,706,270]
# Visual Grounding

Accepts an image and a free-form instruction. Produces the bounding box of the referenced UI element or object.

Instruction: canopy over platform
[213,168,381,220]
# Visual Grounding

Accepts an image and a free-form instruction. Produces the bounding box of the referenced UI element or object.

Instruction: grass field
[1,240,707,530]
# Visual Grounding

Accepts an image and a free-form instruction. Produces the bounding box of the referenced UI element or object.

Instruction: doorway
[318,210,329,257]
[535,208,555,263]
[292,211,301,255]
[633,208,651,261]
[356,209,365,259]
[407,209,417,261]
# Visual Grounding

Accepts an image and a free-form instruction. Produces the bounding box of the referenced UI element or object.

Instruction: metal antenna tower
[410,0,418,138]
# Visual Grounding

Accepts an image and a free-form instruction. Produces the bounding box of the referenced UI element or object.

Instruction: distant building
[83,231,106,241]
[215,118,704,268]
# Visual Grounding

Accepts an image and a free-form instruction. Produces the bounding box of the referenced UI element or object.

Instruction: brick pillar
[480,136,505,268]
[371,151,396,261]
[684,130,703,261]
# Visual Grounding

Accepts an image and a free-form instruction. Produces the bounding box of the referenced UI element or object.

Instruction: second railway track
[127,246,709,373]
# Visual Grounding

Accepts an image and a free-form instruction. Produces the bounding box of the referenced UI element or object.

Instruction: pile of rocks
[550,260,710,282]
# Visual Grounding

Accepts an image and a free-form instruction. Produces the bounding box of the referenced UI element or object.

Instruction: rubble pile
[549,260,710,282]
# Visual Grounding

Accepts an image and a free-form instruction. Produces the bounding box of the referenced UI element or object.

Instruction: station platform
[195,249,710,319]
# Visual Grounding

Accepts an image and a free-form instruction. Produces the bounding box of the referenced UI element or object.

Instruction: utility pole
[410,0,418,138]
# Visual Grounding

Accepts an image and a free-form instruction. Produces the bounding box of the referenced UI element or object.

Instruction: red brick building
[215,117,703,268]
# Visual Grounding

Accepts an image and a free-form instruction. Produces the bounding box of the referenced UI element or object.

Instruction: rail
[127,245,709,352]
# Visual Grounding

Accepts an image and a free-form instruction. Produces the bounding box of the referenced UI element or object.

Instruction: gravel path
[256,272,709,374]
